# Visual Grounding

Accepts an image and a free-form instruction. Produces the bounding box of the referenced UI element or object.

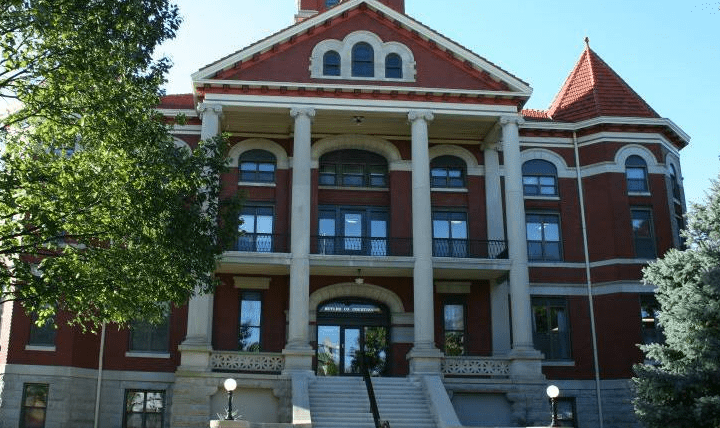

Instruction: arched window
[430,155,466,188]
[385,53,402,78]
[323,50,341,76]
[352,42,374,77]
[669,164,681,200]
[319,149,387,187]
[522,159,558,196]
[239,149,276,183]
[625,155,649,193]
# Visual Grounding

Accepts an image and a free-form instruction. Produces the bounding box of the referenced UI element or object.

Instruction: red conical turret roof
[546,38,659,122]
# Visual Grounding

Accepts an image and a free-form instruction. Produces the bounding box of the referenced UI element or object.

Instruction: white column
[484,143,512,355]
[179,103,222,369]
[484,144,505,242]
[407,110,442,374]
[284,107,315,371]
[500,116,538,358]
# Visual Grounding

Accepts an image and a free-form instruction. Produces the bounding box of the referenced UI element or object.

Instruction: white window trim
[309,30,416,82]
[25,345,56,352]
[125,351,171,359]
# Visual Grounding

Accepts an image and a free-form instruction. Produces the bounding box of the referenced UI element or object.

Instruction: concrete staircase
[308,376,437,428]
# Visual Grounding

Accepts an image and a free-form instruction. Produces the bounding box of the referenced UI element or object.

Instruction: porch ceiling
[220,107,498,142]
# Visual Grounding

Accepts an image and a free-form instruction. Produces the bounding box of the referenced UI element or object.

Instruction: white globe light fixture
[224,378,237,392]
[223,378,238,420]
[546,384,561,427]
[546,385,560,399]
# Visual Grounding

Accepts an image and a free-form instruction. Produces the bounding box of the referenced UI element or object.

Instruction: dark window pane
[385,53,402,78]
[632,209,656,258]
[532,298,571,360]
[323,50,341,76]
[239,150,276,183]
[522,160,557,196]
[352,43,374,77]
[28,315,56,346]
[21,384,48,428]
[23,409,47,428]
[239,292,262,352]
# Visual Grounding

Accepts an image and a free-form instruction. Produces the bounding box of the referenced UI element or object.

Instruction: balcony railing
[441,356,510,378]
[231,235,507,259]
[233,233,289,253]
[210,351,285,373]
[312,236,413,256]
[432,239,508,259]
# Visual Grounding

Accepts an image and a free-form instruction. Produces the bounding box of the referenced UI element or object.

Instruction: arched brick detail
[309,282,405,314]
[227,138,290,169]
[311,134,403,169]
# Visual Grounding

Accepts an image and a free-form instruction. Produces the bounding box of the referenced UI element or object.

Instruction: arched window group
[318,149,388,188]
[322,43,404,79]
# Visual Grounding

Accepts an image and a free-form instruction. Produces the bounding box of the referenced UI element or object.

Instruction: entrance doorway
[316,299,390,376]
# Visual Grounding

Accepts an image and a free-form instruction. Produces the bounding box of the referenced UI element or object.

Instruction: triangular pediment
[192,0,531,97]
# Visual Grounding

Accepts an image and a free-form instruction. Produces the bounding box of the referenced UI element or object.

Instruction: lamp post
[223,378,238,421]
[546,385,560,427]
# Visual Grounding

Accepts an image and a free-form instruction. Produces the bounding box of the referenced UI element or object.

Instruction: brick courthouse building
[0,0,689,427]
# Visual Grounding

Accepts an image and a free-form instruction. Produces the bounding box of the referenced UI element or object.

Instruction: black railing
[360,349,390,428]
[234,233,289,253]
[432,239,508,259]
[312,236,412,257]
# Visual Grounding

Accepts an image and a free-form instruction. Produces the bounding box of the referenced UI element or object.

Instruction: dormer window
[385,53,402,78]
[323,51,341,76]
[352,43,374,77]
[310,31,416,82]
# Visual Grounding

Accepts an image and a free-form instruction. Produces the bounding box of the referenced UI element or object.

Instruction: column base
[407,347,444,375]
[178,342,212,372]
[508,346,545,380]
[282,347,315,374]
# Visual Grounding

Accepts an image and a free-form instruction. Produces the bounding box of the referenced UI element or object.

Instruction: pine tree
[634,177,720,428]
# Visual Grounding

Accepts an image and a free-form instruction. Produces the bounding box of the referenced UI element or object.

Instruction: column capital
[499,115,525,127]
[408,110,434,123]
[290,107,316,120]
[197,102,224,120]
[482,141,501,152]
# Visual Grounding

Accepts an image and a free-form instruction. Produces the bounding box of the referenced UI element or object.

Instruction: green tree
[634,177,720,428]
[0,0,240,328]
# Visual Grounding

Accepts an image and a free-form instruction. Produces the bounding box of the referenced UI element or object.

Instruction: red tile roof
[546,42,659,122]
[159,93,194,109]
[521,109,551,121]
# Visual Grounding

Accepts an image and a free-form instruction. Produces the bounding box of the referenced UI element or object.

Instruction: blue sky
[160,0,719,205]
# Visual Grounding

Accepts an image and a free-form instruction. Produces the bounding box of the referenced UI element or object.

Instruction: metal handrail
[360,350,390,428]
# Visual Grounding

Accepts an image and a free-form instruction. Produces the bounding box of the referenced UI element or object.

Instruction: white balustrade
[210,351,285,373]
[441,356,511,377]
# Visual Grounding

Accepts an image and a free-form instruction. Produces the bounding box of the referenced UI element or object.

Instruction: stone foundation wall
[445,378,639,428]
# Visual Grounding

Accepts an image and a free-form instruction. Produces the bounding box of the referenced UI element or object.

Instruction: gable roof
[191,0,531,97]
[546,41,660,122]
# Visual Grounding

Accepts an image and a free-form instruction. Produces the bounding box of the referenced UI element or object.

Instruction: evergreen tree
[634,177,720,428]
